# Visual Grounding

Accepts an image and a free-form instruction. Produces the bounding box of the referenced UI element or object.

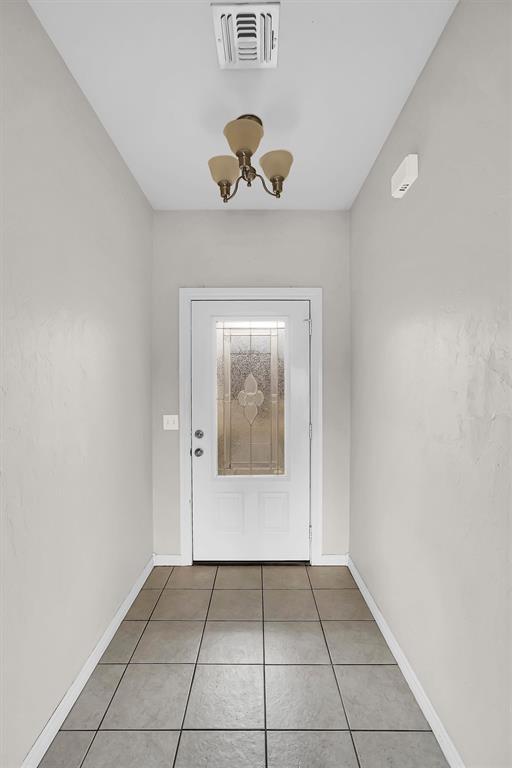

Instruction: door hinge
[309,524,312,541]
[309,423,312,440]
[305,318,312,335]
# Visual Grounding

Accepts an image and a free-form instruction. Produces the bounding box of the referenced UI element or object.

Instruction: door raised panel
[215,493,245,533]
[259,492,289,532]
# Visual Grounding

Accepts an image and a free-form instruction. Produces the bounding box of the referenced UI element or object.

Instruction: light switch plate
[163,414,179,431]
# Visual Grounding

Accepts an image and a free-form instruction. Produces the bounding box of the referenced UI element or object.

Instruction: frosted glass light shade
[208,155,239,184]
[260,150,293,180]
[224,118,264,155]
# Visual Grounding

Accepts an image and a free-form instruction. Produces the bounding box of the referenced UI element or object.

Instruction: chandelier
[208,114,293,203]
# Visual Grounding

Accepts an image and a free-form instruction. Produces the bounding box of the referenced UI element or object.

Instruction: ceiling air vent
[212,3,279,69]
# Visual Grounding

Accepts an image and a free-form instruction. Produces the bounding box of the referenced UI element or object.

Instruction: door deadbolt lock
[194,429,204,439]
[194,448,204,457]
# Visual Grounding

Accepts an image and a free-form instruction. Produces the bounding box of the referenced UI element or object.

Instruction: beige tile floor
[40,565,449,768]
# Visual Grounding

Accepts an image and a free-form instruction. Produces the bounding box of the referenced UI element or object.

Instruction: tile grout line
[305,568,363,768]
[94,662,398,667]
[124,618,375,623]
[148,586,360,591]
[75,566,175,767]
[75,727,432,733]
[261,565,268,768]
[171,565,218,768]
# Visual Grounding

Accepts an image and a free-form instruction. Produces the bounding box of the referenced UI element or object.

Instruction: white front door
[191,299,310,561]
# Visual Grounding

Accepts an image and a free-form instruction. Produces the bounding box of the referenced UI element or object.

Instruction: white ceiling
[30,0,457,210]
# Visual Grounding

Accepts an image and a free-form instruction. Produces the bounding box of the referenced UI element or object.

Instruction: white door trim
[179,287,323,565]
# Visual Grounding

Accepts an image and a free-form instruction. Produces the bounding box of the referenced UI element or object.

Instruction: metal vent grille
[212,3,279,69]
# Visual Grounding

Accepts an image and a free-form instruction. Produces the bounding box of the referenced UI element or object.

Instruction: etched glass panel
[217,320,285,475]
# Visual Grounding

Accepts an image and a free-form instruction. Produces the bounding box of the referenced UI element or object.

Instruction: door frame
[178,287,323,565]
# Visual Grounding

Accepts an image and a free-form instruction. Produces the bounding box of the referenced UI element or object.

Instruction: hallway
[41,565,448,768]
[3,2,511,766]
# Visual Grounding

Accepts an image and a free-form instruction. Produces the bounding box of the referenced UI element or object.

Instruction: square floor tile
[152,589,211,620]
[215,565,262,589]
[199,621,263,663]
[323,621,394,664]
[263,565,309,589]
[166,565,216,589]
[40,731,94,768]
[353,732,449,767]
[61,665,125,730]
[266,665,347,729]
[264,590,318,621]
[143,566,173,589]
[125,589,161,620]
[267,731,358,768]
[208,589,262,620]
[307,566,357,589]
[101,664,193,729]
[335,665,429,730]
[314,589,372,620]
[132,621,203,663]
[82,731,179,768]
[100,621,145,663]
[264,622,329,664]
[184,665,264,728]
[175,731,265,767]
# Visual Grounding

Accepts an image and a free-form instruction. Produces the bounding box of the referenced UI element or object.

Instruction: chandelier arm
[255,173,279,197]
[224,175,243,202]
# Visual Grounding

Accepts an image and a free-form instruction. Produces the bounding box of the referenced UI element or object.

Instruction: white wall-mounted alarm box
[391,154,419,198]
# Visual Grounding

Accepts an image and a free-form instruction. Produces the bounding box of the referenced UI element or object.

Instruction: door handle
[194,448,204,457]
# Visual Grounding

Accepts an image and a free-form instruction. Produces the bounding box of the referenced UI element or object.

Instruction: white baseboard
[311,553,349,566]
[157,554,348,566]
[156,553,349,566]
[347,556,465,768]
[153,553,192,566]
[21,556,154,768]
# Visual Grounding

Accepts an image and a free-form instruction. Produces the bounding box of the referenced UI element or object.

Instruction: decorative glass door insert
[216,320,285,475]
